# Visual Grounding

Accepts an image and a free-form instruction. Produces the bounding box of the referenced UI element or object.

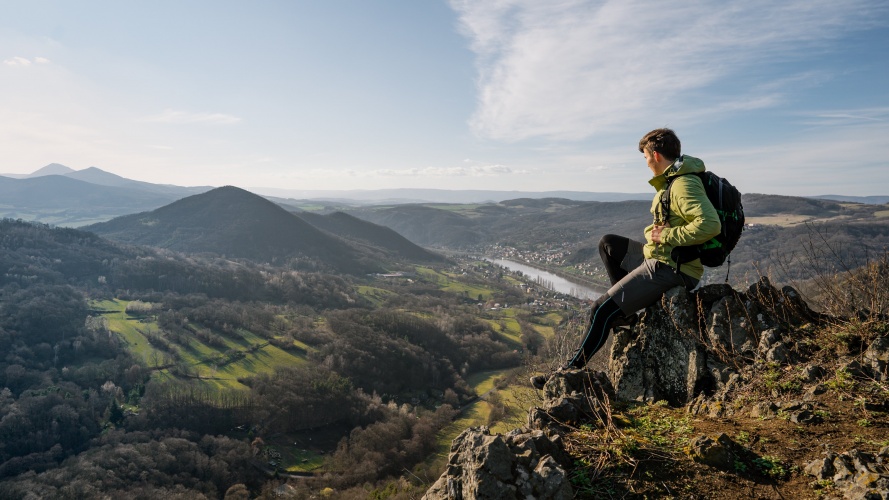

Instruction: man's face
[643,148,661,176]
[643,148,670,176]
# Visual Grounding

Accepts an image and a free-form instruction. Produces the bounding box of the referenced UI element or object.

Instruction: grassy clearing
[422,204,485,215]
[93,299,161,365]
[93,299,308,390]
[488,384,536,434]
[531,323,555,338]
[426,396,489,474]
[426,368,523,474]
[483,316,522,345]
[356,285,396,306]
[466,370,503,396]
[875,210,889,218]
[415,266,496,301]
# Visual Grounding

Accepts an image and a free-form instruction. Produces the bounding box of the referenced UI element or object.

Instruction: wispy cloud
[4,56,51,66]
[370,163,517,177]
[284,163,522,180]
[140,109,241,125]
[449,0,885,141]
[797,106,889,126]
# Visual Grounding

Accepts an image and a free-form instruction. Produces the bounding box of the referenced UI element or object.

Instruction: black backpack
[659,170,745,278]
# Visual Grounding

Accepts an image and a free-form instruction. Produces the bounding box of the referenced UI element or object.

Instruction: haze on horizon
[2,1,888,197]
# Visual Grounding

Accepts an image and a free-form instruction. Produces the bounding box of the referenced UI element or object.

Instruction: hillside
[349,194,889,288]
[0,164,212,226]
[295,211,444,262]
[0,219,533,498]
[0,175,177,210]
[86,186,380,273]
[63,166,211,197]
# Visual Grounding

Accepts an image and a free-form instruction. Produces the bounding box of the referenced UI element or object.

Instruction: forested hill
[348,194,889,286]
[295,211,444,262]
[86,186,383,274]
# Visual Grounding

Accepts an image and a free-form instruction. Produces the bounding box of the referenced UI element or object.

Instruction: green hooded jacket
[643,155,721,280]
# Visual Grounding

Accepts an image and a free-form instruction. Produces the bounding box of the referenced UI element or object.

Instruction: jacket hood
[648,155,706,190]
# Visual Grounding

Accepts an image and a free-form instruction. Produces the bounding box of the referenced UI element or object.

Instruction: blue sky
[2,0,888,197]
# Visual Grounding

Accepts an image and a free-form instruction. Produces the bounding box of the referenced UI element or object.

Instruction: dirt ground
[564,373,888,499]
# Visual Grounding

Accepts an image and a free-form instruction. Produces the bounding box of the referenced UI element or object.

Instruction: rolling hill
[85,186,384,273]
[0,166,212,226]
[0,175,178,210]
[295,211,444,262]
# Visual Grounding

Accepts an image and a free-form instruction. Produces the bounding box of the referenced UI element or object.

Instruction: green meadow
[415,266,497,301]
[426,367,531,474]
[93,299,309,390]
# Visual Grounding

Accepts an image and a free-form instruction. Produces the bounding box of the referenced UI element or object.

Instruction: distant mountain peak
[64,166,129,185]
[31,163,75,176]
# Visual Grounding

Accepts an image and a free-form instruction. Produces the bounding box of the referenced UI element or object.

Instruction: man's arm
[658,175,721,246]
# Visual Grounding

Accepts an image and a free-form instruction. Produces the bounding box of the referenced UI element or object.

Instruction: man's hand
[651,223,669,244]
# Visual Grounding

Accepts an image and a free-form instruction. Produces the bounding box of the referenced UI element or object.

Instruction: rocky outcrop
[804,448,889,499]
[608,277,825,408]
[421,426,574,500]
[423,278,889,499]
[423,369,614,500]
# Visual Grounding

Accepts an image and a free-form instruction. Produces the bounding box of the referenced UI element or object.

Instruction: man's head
[639,128,681,176]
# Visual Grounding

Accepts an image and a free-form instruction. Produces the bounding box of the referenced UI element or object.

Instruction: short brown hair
[638,128,681,161]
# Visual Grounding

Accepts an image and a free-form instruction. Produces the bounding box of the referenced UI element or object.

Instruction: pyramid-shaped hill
[86,186,379,273]
[296,211,444,262]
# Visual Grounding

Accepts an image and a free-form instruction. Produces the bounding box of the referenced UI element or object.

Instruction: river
[488,258,606,300]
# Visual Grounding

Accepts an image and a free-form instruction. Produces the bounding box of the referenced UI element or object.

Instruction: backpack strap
[657,176,677,226]
[658,173,703,275]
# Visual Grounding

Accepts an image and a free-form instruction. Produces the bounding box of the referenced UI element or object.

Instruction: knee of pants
[587,295,611,322]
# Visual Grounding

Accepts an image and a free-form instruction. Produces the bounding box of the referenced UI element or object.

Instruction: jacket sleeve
[661,175,721,247]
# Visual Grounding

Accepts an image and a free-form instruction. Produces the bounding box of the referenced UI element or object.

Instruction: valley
[0,172,887,498]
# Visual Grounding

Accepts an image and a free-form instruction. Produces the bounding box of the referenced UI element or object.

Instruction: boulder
[422,426,574,500]
[805,449,889,499]
[688,433,742,470]
[424,368,619,499]
[528,369,615,431]
[607,279,823,409]
[607,286,705,406]
[864,336,889,382]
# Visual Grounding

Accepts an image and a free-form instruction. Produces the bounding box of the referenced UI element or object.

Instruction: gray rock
[765,341,789,363]
[749,401,778,419]
[790,409,818,424]
[805,453,837,480]
[757,328,781,355]
[688,433,739,469]
[608,286,706,406]
[529,369,616,431]
[841,359,870,378]
[708,293,756,357]
[802,364,827,383]
[805,449,889,500]
[422,426,574,500]
[865,336,889,382]
[425,369,618,499]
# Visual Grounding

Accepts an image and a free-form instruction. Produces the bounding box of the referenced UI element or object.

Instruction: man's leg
[599,235,645,286]
[565,294,623,368]
[566,259,694,369]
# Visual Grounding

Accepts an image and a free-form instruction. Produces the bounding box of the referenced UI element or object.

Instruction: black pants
[566,235,630,368]
[566,234,696,369]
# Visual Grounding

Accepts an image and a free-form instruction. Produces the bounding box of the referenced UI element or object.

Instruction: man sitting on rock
[532,128,721,389]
